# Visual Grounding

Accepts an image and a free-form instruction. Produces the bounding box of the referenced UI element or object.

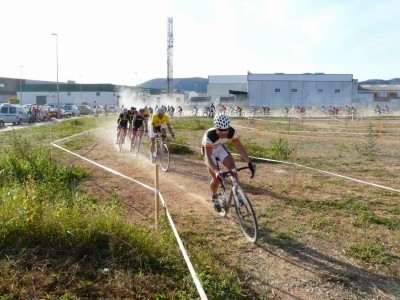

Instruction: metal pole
[52,33,60,119]
[19,65,23,105]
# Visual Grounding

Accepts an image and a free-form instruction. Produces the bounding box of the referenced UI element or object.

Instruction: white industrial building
[247,73,356,108]
[206,73,368,108]
[207,75,247,106]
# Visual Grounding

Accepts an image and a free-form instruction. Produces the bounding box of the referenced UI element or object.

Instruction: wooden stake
[292,141,298,185]
[155,162,160,230]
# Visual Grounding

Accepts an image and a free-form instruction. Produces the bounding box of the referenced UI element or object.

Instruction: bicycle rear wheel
[131,136,141,157]
[118,133,123,152]
[159,143,170,172]
[233,186,258,243]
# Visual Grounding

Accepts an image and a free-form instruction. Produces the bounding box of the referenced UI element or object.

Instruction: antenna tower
[167,17,174,99]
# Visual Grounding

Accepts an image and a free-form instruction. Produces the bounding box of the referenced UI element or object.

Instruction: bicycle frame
[217,166,258,243]
[130,129,145,156]
[154,134,170,172]
[117,127,127,152]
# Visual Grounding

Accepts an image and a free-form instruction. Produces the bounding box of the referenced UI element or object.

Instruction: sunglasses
[217,128,229,132]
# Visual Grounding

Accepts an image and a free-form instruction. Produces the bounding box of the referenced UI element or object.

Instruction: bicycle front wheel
[118,134,123,152]
[159,143,170,172]
[131,136,141,157]
[233,186,258,243]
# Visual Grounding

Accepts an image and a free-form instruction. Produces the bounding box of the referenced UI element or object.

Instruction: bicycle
[116,127,128,152]
[216,165,259,243]
[130,129,146,157]
[153,134,170,172]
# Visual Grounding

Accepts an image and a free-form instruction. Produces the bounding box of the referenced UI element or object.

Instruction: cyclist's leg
[131,129,136,146]
[221,153,239,181]
[160,127,167,142]
[116,126,121,143]
[122,127,127,142]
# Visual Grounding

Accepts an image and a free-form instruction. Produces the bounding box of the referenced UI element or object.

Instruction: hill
[139,77,208,93]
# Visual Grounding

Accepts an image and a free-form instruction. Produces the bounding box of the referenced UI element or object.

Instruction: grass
[1,115,399,298]
[0,119,253,299]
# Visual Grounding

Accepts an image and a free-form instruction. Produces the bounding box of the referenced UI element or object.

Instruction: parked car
[46,108,68,119]
[92,105,105,113]
[63,104,80,117]
[78,105,93,115]
[0,103,31,125]
[107,105,119,113]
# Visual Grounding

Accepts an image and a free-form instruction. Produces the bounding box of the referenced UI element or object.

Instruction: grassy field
[0,114,399,299]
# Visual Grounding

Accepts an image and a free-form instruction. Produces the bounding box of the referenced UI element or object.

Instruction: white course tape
[51,133,208,299]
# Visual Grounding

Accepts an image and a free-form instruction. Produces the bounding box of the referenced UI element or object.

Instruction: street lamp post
[19,65,23,105]
[51,33,60,119]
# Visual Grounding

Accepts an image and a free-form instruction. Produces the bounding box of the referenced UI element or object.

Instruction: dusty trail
[62,124,398,300]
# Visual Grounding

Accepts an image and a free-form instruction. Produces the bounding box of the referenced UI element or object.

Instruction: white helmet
[122,108,128,113]
[156,106,166,114]
[214,113,230,129]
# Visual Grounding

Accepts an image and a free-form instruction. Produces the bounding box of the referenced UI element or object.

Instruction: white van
[0,104,31,125]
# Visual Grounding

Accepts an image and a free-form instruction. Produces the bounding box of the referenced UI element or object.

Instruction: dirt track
[61,120,399,300]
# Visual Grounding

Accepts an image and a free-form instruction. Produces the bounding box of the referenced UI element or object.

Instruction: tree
[7,97,20,104]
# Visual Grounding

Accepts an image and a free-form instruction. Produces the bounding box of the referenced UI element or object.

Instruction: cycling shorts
[204,145,231,166]
[150,125,164,138]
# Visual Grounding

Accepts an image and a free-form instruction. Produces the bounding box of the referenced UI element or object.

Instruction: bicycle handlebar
[221,166,255,179]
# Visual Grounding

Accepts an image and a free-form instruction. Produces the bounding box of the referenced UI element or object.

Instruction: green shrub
[270,137,293,160]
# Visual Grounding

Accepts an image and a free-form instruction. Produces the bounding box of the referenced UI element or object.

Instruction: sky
[1,0,400,86]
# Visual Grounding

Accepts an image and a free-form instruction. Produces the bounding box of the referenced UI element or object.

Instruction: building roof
[359,84,400,91]
[208,75,247,84]
[248,73,353,82]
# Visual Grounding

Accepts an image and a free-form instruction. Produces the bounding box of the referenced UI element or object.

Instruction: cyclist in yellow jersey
[150,106,175,163]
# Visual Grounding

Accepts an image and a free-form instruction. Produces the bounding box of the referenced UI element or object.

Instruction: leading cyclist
[150,106,175,163]
[202,113,256,212]
[116,108,130,144]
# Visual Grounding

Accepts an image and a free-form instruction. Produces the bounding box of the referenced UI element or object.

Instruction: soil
[64,121,399,300]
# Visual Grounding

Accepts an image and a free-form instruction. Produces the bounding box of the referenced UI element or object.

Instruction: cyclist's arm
[166,122,174,137]
[232,139,251,164]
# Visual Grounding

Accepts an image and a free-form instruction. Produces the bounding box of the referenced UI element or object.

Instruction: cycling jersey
[117,113,130,128]
[133,113,145,130]
[151,114,170,128]
[143,109,150,119]
[202,127,239,150]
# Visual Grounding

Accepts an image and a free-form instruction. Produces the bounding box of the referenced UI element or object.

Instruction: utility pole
[167,17,173,100]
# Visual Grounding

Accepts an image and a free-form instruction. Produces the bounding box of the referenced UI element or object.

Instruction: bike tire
[118,136,123,152]
[131,136,141,157]
[159,143,170,172]
[233,186,259,243]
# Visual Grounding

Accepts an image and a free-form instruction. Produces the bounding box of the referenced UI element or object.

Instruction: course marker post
[292,141,298,184]
[155,163,160,230]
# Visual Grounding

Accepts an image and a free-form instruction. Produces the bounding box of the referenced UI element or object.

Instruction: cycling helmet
[123,108,129,113]
[214,113,230,129]
[156,106,166,114]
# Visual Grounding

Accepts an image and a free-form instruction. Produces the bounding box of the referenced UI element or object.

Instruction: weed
[270,137,293,160]
[358,122,378,160]
[344,240,390,264]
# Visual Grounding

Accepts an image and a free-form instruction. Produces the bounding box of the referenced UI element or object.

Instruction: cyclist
[220,105,227,114]
[192,105,198,115]
[202,113,256,212]
[283,106,289,115]
[384,104,390,113]
[116,108,130,144]
[177,105,183,116]
[150,106,175,163]
[236,106,243,116]
[130,108,147,148]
